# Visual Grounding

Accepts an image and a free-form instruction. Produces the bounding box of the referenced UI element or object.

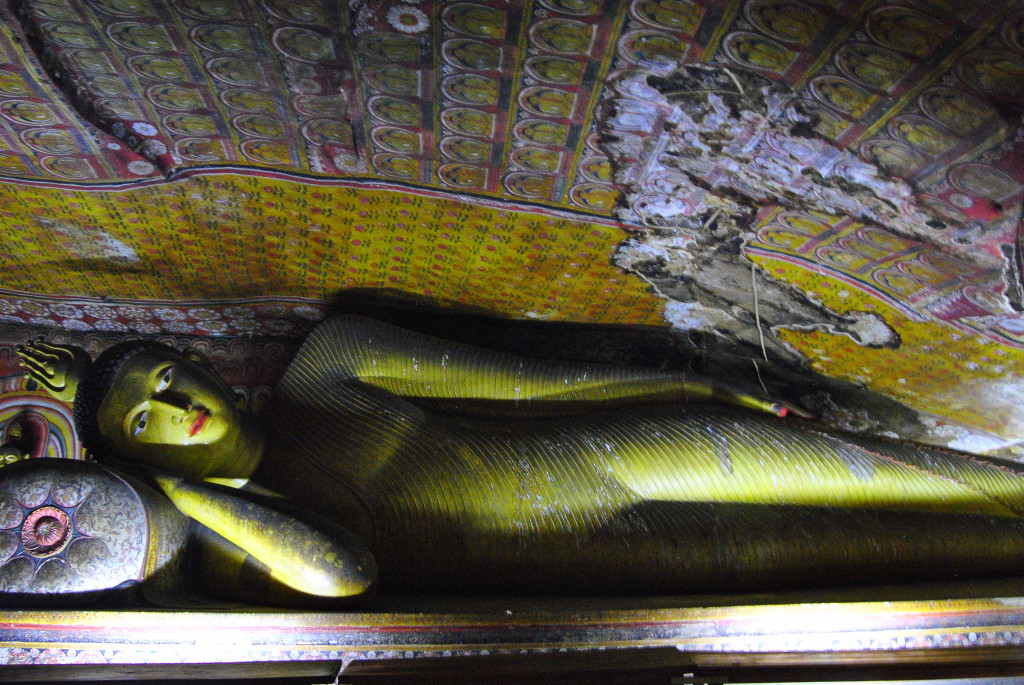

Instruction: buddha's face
[0,447,25,467]
[97,349,257,478]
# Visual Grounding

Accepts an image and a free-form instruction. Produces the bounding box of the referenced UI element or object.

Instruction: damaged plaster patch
[598,65,973,359]
[917,415,1021,455]
[622,228,898,363]
[35,217,140,266]
[605,66,948,239]
[784,310,897,349]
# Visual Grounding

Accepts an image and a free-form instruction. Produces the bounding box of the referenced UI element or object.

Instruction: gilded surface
[257,316,1024,593]
[12,315,1024,602]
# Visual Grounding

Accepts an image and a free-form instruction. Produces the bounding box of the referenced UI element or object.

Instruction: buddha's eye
[156,367,173,393]
[133,410,149,437]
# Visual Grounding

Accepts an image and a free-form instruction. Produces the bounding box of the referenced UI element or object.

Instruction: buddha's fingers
[30,340,74,356]
[15,342,91,401]
[16,345,58,372]
[17,354,60,391]
[18,358,64,396]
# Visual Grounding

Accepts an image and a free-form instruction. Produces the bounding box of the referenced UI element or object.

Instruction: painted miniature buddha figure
[12,315,1024,605]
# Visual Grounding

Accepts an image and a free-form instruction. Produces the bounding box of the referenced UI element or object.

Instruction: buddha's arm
[155,476,376,599]
[324,316,792,416]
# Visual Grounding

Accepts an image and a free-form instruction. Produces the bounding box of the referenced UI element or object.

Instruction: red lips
[188,409,209,437]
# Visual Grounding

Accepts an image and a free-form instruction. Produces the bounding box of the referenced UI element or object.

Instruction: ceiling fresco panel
[16,0,360,176]
[0,1,157,181]
[0,0,1020,453]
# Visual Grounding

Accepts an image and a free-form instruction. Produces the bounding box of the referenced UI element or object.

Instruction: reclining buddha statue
[6,314,1024,606]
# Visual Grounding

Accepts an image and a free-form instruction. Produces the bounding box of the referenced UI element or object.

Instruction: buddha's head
[0,446,25,467]
[74,341,263,479]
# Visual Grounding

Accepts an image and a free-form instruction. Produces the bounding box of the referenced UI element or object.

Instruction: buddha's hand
[17,341,92,402]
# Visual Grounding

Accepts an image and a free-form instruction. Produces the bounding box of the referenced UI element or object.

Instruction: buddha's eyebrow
[152,363,175,382]
[125,401,149,424]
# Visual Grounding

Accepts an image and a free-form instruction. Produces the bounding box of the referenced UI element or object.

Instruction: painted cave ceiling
[0,0,1022,457]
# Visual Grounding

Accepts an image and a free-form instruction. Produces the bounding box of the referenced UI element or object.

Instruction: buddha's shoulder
[305,315,397,344]
[282,315,395,385]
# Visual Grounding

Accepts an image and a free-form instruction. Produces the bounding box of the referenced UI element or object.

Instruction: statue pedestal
[5,583,1024,682]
